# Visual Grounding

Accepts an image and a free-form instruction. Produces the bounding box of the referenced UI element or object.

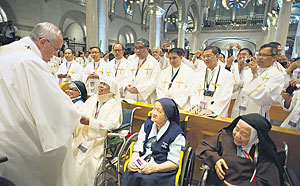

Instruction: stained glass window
[124,1,133,15]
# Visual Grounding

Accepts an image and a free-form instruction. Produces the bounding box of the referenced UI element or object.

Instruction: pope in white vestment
[72,77,122,186]
[231,45,284,119]
[156,49,195,110]
[0,35,81,185]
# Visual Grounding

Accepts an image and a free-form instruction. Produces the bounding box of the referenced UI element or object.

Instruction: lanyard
[114,61,121,77]
[135,58,147,77]
[168,68,180,90]
[203,66,221,91]
[94,101,106,119]
[94,62,100,72]
[66,62,72,74]
[240,145,259,182]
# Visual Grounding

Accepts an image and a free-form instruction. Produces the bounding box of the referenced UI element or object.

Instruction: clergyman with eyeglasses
[231,44,284,119]
[0,22,81,186]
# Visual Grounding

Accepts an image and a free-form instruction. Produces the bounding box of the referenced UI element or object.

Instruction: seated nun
[196,113,283,186]
[121,98,186,186]
[67,81,88,111]
[72,77,122,186]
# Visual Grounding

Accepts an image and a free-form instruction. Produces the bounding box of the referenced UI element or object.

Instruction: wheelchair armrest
[111,123,131,133]
[0,157,8,164]
[286,168,300,186]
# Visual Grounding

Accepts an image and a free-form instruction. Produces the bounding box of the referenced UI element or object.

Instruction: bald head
[152,47,162,60]
[30,22,63,62]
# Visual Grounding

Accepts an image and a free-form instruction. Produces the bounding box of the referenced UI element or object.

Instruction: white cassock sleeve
[136,61,161,100]
[208,72,234,115]
[242,72,284,106]
[16,59,81,152]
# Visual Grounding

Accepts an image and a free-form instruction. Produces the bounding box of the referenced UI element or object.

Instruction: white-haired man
[0,22,81,186]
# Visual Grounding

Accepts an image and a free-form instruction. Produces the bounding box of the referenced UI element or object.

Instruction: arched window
[0,6,8,22]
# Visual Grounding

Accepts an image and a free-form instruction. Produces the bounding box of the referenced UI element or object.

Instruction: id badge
[288,109,300,129]
[134,157,147,169]
[78,137,93,153]
[199,101,207,110]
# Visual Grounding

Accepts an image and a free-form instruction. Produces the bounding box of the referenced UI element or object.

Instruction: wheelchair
[198,141,300,186]
[0,157,16,186]
[94,107,141,186]
[117,112,195,186]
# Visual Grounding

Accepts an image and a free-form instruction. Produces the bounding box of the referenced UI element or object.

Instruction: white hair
[30,22,61,42]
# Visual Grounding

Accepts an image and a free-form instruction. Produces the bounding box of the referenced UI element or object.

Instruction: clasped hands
[127,159,158,174]
[215,159,237,186]
[126,84,139,94]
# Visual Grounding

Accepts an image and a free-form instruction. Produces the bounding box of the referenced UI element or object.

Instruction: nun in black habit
[196,113,283,186]
[67,81,88,110]
[121,98,186,186]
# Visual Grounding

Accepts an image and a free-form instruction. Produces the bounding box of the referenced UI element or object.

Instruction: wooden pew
[122,101,300,181]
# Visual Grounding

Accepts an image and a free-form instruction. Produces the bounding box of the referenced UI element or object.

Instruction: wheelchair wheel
[95,163,118,186]
[179,147,195,186]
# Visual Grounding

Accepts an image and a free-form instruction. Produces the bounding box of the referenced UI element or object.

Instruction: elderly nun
[121,98,186,186]
[72,77,122,186]
[67,81,88,111]
[196,113,283,186]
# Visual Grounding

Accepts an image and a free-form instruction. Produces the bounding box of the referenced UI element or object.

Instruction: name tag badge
[78,138,93,153]
[239,106,246,111]
[134,157,147,169]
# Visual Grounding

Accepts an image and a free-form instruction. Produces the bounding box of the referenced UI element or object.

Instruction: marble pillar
[86,0,98,50]
[149,5,156,49]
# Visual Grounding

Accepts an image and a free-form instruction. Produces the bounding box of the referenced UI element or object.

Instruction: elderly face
[202,49,218,70]
[135,42,149,59]
[152,47,161,60]
[91,48,101,62]
[232,120,251,146]
[64,49,74,62]
[40,34,62,62]
[113,44,124,60]
[67,85,80,99]
[97,82,110,95]
[151,101,167,126]
[256,47,276,68]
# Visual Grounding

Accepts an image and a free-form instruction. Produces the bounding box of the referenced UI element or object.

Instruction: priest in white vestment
[123,39,160,104]
[190,46,234,117]
[156,48,194,110]
[106,43,128,94]
[82,47,108,95]
[0,22,81,186]
[231,44,284,119]
[56,48,83,85]
[72,77,122,186]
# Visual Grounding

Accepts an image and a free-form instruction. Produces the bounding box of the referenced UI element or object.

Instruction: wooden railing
[122,101,300,180]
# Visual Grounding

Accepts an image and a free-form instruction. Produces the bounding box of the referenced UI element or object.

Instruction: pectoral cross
[162,78,169,88]
[130,68,136,74]
[211,82,221,87]
[119,68,125,74]
[144,65,152,75]
[260,73,269,81]
[107,71,112,76]
[99,68,104,75]
[176,77,183,88]
[197,85,204,96]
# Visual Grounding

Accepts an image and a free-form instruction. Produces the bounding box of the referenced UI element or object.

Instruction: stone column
[275,0,293,53]
[155,7,165,47]
[292,22,300,58]
[148,4,156,49]
[191,30,200,52]
[177,21,187,48]
[98,0,109,53]
[86,0,98,50]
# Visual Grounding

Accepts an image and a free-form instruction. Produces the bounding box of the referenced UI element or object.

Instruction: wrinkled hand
[236,43,241,50]
[88,72,99,79]
[289,79,300,87]
[127,161,139,172]
[199,109,213,116]
[191,106,200,115]
[215,159,228,180]
[289,61,300,71]
[140,163,158,174]
[281,89,293,101]
[128,85,139,94]
[66,74,71,78]
[229,44,234,49]
[224,180,237,186]
[80,115,90,125]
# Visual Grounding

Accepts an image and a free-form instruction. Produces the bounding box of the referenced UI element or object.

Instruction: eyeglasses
[91,51,100,54]
[40,38,60,52]
[256,53,274,57]
[135,46,146,50]
[68,87,78,92]
[113,49,123,53]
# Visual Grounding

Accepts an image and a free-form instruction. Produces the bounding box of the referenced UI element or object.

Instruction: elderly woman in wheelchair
[121,98,186,186]
[196,113,283,186]
[72,77,122,186]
